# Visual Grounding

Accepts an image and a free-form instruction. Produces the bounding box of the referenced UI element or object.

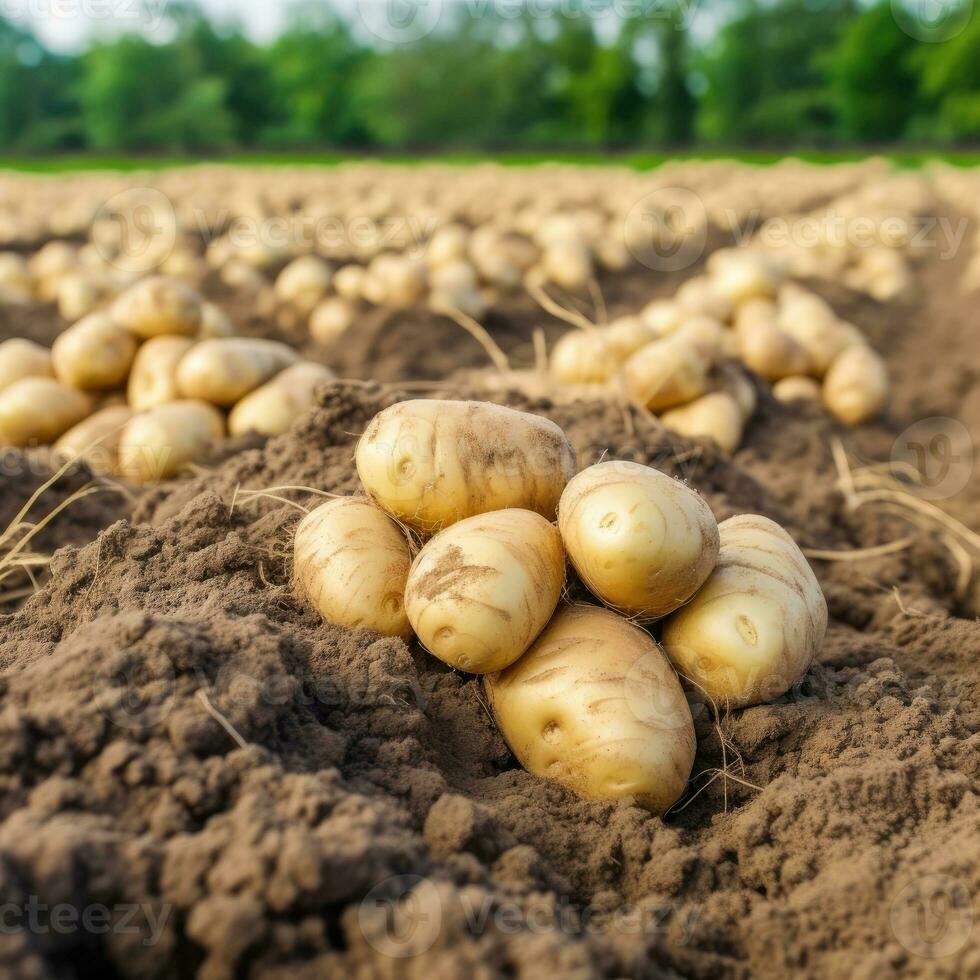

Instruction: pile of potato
[0,275,336,481]
[546,245,890,451]
[294,399,828,815]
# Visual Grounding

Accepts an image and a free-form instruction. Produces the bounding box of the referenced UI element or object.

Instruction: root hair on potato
[432,302,511,373]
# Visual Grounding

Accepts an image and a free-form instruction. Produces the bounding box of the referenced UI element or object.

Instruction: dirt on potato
[0,212,978,980]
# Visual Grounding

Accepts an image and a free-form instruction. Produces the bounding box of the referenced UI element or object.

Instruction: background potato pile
[0,275,335,481]
[293,398,828,815]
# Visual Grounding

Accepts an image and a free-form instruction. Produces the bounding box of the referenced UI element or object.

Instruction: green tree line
[0,0,978,151]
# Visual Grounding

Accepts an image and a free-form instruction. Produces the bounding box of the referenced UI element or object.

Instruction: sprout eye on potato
[486,604,696,815]
[294,497,413,638]
[662,514,827,709]
[558,460,719,620]
[355,399,576,534]
[405,508,564,673]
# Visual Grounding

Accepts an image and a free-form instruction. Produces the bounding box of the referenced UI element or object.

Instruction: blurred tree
[912,9,980,138]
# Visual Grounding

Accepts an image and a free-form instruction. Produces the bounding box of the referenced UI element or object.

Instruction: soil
[0,211,978,979]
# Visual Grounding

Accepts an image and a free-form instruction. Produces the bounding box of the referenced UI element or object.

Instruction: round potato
[118,400,225,482]
[0,378,92,447]
[229,362,335,437]
[405,509,564,673]
[558,460,719,620]
[486,604,696,815]
[662,514,827,708]
[356,399,576,534]
[52,313,138,391]
[294,496,412,638]
[176,338,299,406]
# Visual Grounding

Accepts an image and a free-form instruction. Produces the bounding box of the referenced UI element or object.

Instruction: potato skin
[355,399,577,534]
[54,404,132,474]
[293,497,412,638]
[405,509,564,673]
[822,345,889,424]
[228,362,335,437]
[0,378,92,447]
[111,276,203,338]
[0,339,54,393]
[118,400,225,482]
[662,514,828,709]
[486,604,696,815]
[622,338,710,412]
[558,461,719,620]
[661,391,746,455]
[176,338,299,407]
[52,313,138,391]
[128,336,195,411]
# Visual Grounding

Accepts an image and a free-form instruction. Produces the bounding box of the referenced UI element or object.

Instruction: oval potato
[558,460,719,620]
[294,496,412,638]
[622,338,711,412]
[356,399,576,534]
[118,400,225,482]
[661,391,747,455]
[0,338,54,393]
[52,313,138,391]
[822,345,889,425]
[128,336,195,411]
[229,361,335,437]
[54,404,133,474]
[0,378,92,447]
[662,514,828,708]
[112,276,203,338]
[405,509,564,673]
[486,604,696,815]
[176,338,299,406]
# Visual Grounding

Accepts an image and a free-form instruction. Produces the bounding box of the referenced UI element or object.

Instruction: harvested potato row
[356,399,576,534]
[405,508,565,673]
[662,514,828,709]
[294,497,413,638]
[486,604,697,816]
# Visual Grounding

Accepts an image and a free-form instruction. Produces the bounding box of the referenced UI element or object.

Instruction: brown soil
[0,216,978,979]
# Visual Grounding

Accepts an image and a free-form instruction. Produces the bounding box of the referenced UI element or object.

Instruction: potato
[485,604,696,815]
[0,338,54,393]
[54,404,132,474]
[0,378,92,447]
[0,253,32,297]
[57,274,105,321]
[405,509,564,673]
[30,241,76,283]
[356,399,576,534]
[822,345,889,424]
[310,297,358,346]
[734,297,777,333]
[198,302,236,339]
[622,337,711,412]
[293,497,412,638]
[118,400,225,482]
[542,240,593,290]
[671,315,733,362]
[662,514,827,708]
[176,338,299,406]
[717,362,758,419]
[709,251,780,305]
[364,254,426,307]
[111,276,203,338]
[773,375,822,403]
[778,288,862,376]
[51,313,138,391]
[675,276,733,323]
[429,259,478,295]
[127,336,195,411]
[334,264,367,301]
[661,391,746,455]
[274,256,332,312]
[550,330,619,384]
[735,319,811,381]
[229,362,335,437]
[426,225,470,268]
[558,460,719,619]
[641,299,684,337]
[601,315,657,360]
